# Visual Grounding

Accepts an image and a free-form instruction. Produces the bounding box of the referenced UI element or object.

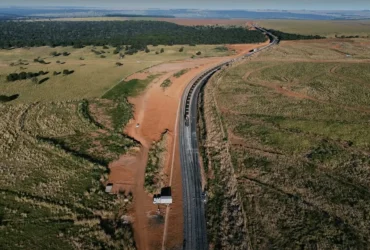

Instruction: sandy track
[106,41,271,250]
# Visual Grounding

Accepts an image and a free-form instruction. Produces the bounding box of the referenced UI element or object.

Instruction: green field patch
[103,76,156,99]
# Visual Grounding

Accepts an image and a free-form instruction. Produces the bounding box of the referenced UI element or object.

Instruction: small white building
[153,187,173,205]
[105,183,113,193]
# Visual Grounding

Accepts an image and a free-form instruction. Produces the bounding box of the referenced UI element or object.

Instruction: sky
[0,0,370,10]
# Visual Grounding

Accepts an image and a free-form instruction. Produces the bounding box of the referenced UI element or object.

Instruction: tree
[19,72,27,80]
[113,46,121,54]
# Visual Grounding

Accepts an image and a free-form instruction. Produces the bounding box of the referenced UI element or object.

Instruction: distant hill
[105,14,175,18]
[1,7,370,20]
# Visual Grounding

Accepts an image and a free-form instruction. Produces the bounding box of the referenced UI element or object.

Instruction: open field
[200,38,370,248]
[0,35,266,249]
[257,19,370,37]
[255,38,370,61]
[0,44,235,103]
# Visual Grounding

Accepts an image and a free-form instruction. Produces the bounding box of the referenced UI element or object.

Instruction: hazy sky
[1,0,370,10]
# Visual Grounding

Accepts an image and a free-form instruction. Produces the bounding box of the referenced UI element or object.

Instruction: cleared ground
[201,38,370,249]
[0,44,234,103]
[257,19,370,37]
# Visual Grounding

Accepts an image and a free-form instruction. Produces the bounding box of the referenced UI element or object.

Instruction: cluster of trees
[50,51,70,57]
[335,34,368,39]
[6,69,74,82]
[6,71,49,82]
[266,29,325,40]
[53,69,74,75]
[34,57,50,64]
[0,21,267,49]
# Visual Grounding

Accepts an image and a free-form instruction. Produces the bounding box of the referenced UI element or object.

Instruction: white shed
[153,187,173,204]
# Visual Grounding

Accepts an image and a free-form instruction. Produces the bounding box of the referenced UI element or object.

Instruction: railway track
[179,26,278,250]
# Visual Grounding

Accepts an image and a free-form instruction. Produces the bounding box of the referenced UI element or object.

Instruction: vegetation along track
[178,26,279,250]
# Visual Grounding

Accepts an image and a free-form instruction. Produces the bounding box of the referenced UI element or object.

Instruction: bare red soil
[106,42,271,250]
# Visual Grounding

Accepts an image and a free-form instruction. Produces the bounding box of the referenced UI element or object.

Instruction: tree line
[0,20,267,49]
[265,29,325,40]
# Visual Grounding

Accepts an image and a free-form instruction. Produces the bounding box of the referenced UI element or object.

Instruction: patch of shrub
[0,94,19,102]
[63,69,75,75]
[38,77,50,84]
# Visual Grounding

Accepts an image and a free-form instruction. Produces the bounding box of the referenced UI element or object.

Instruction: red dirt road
[106,41,270,250]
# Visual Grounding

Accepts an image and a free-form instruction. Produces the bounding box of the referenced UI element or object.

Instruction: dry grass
[144,131,168,194]
[202,39,370,249]
[257,19,370,37]
[0,44,234,103]
[0,100,136,249]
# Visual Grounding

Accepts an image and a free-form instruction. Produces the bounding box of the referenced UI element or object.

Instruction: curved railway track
[178,26,278,250]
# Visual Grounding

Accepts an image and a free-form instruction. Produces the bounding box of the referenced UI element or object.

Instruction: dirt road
[106,40,270,250]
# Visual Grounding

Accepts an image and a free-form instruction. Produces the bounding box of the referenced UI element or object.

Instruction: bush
[38,77,50,84]
[160,48,164,53]
[196,51,202,55]
[113,47,121,54]
[0,94,19,102]
[50,51,61,57]
[6,73,19,82]
[116,62,123,66]
[179,47,184,52]
[63,69,74,75]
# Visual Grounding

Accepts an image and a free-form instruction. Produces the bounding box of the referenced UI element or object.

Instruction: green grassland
[0,44,234,103]
[257,19,370,37]
[206,39,370,248]
[256,38,370,61]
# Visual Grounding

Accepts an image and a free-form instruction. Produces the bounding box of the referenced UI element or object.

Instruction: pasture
[203,38,370,248]
[0,44,234,103]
